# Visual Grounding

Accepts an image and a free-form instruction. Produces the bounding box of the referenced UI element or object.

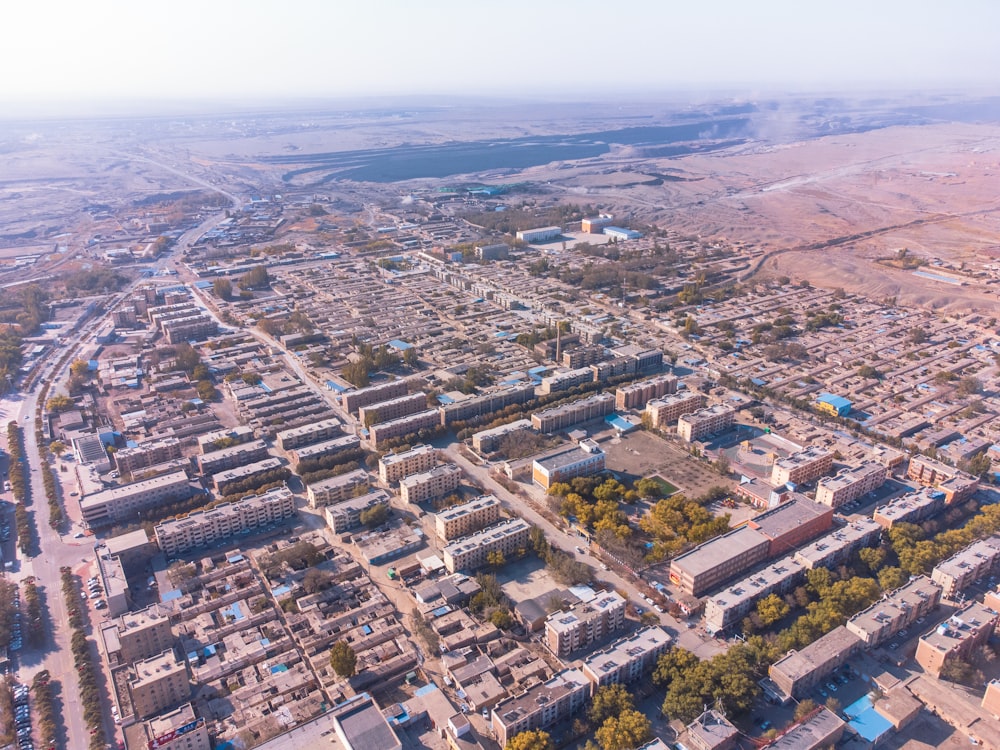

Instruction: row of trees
[60,567,107,749]
[0,676,15,746]
[528,526,593,586]
[21,578,44,648]
[216,467,291,498]
[889,501,1000,576]
[31,670,59,750]
[39,447,64,529]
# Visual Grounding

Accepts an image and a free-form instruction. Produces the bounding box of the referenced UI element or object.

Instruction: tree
[857,365,880,379]
[595,710,652,750]
[957,376,982,396]
[45,393,74,413]
[403,348,419,367]
[213,278,233,300]
[877,566,909,591]
[69,359,90,377]
[486,550,506,568]
[329,641,357,678]
[755,593,790,626]
[858,547,886,575]
[589,684,634,725]
[302,568,333,594]
[505,730,553,750]
[49,441,67,457]
[359,503,389,528]
[490,609,514,629]
[238,265,270,290]
[794,698,818,721]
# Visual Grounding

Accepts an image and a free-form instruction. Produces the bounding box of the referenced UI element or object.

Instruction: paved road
[441,446,724,658]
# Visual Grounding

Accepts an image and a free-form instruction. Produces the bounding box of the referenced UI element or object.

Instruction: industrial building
[515,226,562,243]
[815,393,852,417]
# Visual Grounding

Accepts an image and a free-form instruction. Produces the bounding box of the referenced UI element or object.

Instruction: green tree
[755,593,790,626]
[589,684,634,725]
[329,641,357,678]
[486,550,507,568]
[858,547,887,575]
[359,503,389,528]
[49,440,67,457]
[877,566,909,591]
[595,710,652,750]
[505,730,553,750]
[403,348,419,367]
[213,278,233,300]
[238,265,270,290]
[794,698,818,721]
[45,393,74,413]
[490,609,514,629]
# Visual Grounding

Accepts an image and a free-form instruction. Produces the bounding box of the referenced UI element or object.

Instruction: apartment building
[491,668,591,748]
[814,462,887,508]
[275,418,342,451]
[358,392,428,426]
[846,576,942,647]
[915,602,999,678]
[539,367,594,395]
[531,392,615,433]
[443,518,531,573]
[677,404,735,443]
[306,468,370,509]
[873,488,946,529]
[289,434,361,465]
[669,526,770,596]
[399,463,463,504]
[685,710,740,750]
[435,495,502,541]
[768,626,863,700]
[545,591,627,656]
[324,490,391,534]
[81,470,193,528]
[907,454,980,503]
[645,391,703,429]
[581,627,672,688]
[438,383,535,426]
[472,419,533,454]
[114,437,183,475]
[129,650,190,719]
[770,447,833,486]
[615,373,678,410]
[792,518,882,570]
[341,379,410,414]
[532,441,605,490]
[197,425,255,454]
[368,409,440,447]
[161,314,218,344]
[101,606,174,666]
[704,558,806,634]
[138,704,209,750]
[930,536,1000,599]
[154,487,296,557]
[379,444,436,483]
[212,457,283,495]
[197,439,270,475]
[763,707,845,750]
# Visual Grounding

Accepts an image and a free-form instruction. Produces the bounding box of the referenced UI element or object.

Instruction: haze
[4,0,999,113]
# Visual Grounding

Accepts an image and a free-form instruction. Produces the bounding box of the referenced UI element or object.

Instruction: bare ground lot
[601,430,735,499]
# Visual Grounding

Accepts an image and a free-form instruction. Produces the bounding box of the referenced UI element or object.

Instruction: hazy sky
[3,0,998,107]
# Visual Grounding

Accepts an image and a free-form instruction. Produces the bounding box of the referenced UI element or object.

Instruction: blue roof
[816,393,852,409]
[326,380,348,392]
[388,339,413,351]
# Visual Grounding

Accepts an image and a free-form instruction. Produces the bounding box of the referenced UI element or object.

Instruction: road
[441,446,725,659]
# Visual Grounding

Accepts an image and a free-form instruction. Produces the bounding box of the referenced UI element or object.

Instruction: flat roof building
[768,626,863,700]
[341,379,410,415]
[615,374,677,410]
[515,226,562,243]
[472,419,534,455]
[931,535,1000,599]
[129,650,190,719]
[329,692,402,750]
[138,703,208,750]
[814,462,887,509]
[197,439,270,475]
[378,444,436,484]
[792,518,881,570]
[154,486,296,557]
[491,668,590,748]
[669,526,770,597]
[846,576,941,648]
[746,496,834,558]
[685,710,740,750]
[915,601,999,678]
[762,707,845,750]
[532,441,605,490]
[704,557,806,634]
[443,518,531,574]
[306,468,370,509]
[275,418,342,451]
[436,495,502,541]
[873,488,946,529]
[212,457,283,495]
[545,591,627,657]
[82,470,193,527]
[358,392,428,427]
[581,626,672,688]
[645,391,703,429]
[531,392,615,433]
[368,409,440,447]
[770,446,833,487]
[400,463,463,504]
[815,393,852,417]
[324,490,391,534]
[677,404,735,443]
